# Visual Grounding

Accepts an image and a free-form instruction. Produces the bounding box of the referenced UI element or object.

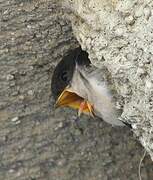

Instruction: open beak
[55,88,94,117]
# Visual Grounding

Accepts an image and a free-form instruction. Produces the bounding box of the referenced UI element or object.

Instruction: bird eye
[61,71,69,82]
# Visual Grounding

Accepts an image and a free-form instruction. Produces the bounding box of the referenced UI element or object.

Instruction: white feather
[69,65,124,126]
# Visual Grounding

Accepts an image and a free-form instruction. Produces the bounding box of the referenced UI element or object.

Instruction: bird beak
[55,88,94,117]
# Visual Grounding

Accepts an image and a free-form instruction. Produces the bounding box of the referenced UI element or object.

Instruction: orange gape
[56,88,94,117]
[78,100,94,117]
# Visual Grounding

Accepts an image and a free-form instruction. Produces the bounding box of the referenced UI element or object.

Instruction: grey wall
[0,0,152,179]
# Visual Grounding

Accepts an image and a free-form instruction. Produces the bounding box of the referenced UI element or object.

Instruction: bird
[51,47,126,126]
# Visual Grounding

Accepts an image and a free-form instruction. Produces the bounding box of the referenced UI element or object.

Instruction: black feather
[51,47,90,100]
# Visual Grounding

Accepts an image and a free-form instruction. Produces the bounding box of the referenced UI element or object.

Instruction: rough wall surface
[0,0,153,180]
[61,0,153,160]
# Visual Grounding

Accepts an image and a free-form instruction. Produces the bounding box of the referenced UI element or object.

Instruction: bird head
[55,75,94,117]
[52,47,94,117]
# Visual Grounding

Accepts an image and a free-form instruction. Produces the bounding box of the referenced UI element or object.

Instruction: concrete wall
[0,0,152,179]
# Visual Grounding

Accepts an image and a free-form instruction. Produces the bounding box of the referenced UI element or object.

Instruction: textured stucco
[61,0,153,160]
[0,0,153,179]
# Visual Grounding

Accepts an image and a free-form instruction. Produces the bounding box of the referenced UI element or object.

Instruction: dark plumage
[51,47,90,100]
